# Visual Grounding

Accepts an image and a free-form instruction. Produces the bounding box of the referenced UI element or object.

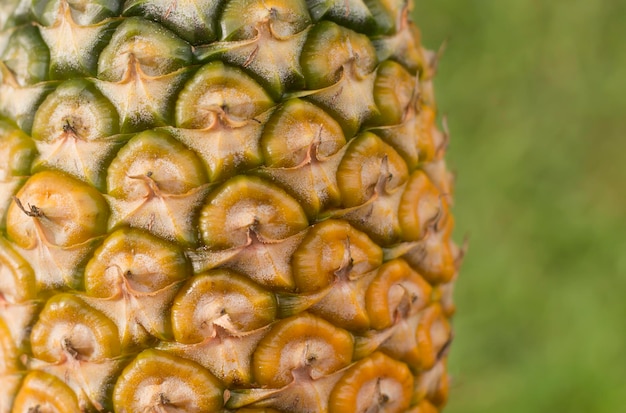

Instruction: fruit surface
[0,0,460,412]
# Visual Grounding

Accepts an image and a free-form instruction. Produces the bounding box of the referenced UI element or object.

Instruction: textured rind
[0,1,459,412]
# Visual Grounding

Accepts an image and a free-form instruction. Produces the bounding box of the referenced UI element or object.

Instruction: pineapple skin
[0,0,460,412]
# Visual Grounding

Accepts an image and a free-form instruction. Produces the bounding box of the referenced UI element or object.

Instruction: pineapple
[0,0,460,412]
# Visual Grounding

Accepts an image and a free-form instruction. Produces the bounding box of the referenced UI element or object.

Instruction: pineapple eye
[251,312,354,388]
[97,17,192,82]
[261,98,346,168]
[258,98,347,217]
[113,349,223,413]
[373,60,417,126]
[329,352,414,413]
[292,219,382,293]
[399,170,446,242]
[171,269,277,344]
[0,26,49,87]
[333,132,411,245]
[176,61,274,129]
[124,0,221,44]
[5,171,109,289]
[220,0,311,40]
[30,79,120,190]
[301,20,377,89]
[359,303,451,372]
[107,130,206,198]
[338,132,408,208]
[84,227,190,297]
[195,0,311,97]
[299,20,380,136]
[30,294,121,363]
[11,371,82,412]
[199,175,308,250]
[157,269,278,386]
[365,258,432,330]
[81,228,191,348]
[106,130,208,245]
[173,62,275,181]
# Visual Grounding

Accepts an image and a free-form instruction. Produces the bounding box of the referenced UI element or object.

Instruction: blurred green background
[412,1,626,412]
